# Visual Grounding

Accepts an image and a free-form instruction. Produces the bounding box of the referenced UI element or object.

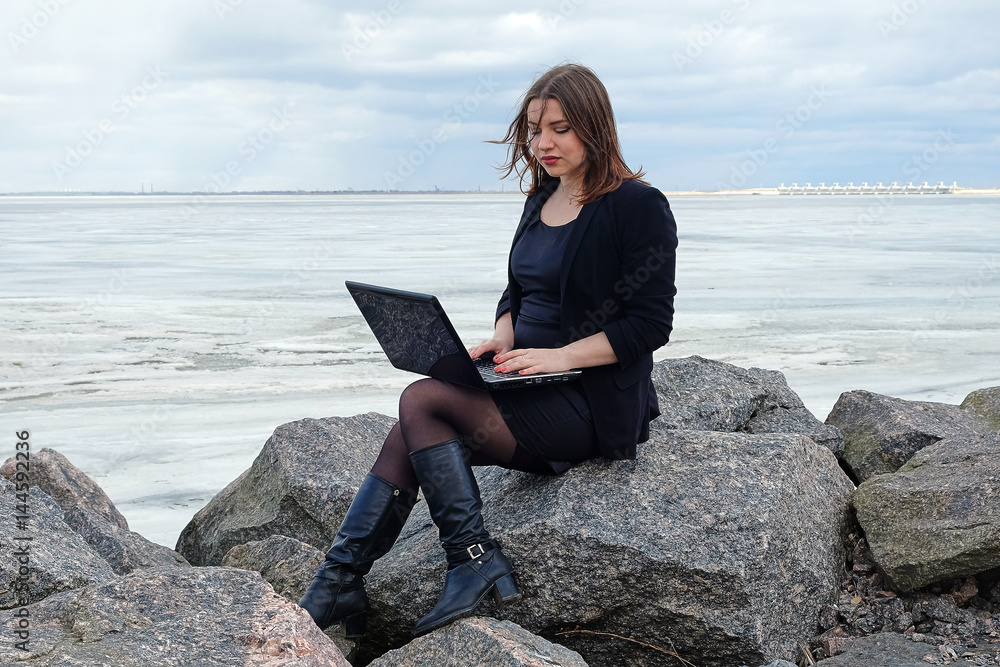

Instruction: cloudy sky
[2,0,997,193]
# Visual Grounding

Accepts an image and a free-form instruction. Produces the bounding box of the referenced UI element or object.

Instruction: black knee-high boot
[409,439,521,637]
[298,473,416,637]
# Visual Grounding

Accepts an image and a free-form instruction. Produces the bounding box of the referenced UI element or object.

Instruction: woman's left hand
[492,348,570,375]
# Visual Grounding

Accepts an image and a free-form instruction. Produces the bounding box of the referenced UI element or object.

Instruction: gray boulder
[222,536,358,663]
[852,432,1000,592]
[176,413,394,566]
[0,478,117,609]
[223,534,324,602]
[362,430,854,667]
[0,566,351,666]
[826,390,993,482]
[63,506,190,575]
[368,617,589,666]
[1,447,129,530]
[652,356,844,453]
[961,386,1000,429]
[813,633,979,666]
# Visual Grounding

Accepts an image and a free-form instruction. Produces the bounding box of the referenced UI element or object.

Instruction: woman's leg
[298,468,417,636]
[371,377,545,489]
[379,378,528,635]
[396,377,521,458]
[369,423,418,494]
[303,379,539,636]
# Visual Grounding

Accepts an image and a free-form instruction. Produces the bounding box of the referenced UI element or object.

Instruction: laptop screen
[350,288,463,376]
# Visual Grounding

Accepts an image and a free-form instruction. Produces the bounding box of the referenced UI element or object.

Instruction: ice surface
[1,193,997,546]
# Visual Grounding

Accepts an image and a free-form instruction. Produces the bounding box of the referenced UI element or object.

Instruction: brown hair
[492,63,645,204]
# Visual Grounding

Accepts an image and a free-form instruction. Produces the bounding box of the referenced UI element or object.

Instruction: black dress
[490,211,600,473]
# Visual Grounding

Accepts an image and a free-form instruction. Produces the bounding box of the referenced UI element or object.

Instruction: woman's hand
[468,337,513,363]
[492,347,571,375]
[494,331,619,375]
[471,313,619,374]
[469,312,515,362]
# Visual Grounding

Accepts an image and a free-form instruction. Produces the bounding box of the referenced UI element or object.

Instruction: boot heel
[491,573,521,604]
[342,611,367,638]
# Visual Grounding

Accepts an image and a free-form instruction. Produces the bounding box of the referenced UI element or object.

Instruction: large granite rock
[826,390,993,482]
[223,536,358,663]
[368,617,589,666]
[814,633,980,666]
[961,386,1000,429]
[362,430,854,667]
[1,446,129,530]
[0,478,117,609]
[176,413,395,566]
[652,356,844,454]
[223,534,324,602]
[64,506,190,575]
[0,566,351,666]
[852,432,1000,592]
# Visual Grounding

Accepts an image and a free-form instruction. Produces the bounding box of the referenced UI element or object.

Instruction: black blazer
[497,178,678,460]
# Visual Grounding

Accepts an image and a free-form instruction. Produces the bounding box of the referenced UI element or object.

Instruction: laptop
[346,281,582,391]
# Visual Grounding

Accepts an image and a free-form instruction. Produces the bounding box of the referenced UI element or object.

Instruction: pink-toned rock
[368,617,589,667]
[1,447,129,529]
[0,566,350,666]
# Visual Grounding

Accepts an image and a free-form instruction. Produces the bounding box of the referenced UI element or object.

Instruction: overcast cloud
[1,0,997,192]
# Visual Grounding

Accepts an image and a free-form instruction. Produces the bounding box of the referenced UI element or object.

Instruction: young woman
[299,63,677,639]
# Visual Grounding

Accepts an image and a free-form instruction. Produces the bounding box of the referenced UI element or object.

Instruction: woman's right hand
[469,312,515,362]
[468,338,512,363]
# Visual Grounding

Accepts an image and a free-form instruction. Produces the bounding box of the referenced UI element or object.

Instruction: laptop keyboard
[473,357,520,380]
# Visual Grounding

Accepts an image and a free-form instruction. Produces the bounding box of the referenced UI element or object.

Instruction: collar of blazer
[509,178,604,300]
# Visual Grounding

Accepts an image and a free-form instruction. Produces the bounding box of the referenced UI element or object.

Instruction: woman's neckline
[538,216,576,228]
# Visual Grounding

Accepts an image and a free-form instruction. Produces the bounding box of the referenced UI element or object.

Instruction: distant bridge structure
[777,181,957,195]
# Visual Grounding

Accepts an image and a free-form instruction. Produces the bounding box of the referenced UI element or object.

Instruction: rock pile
[812,525,1000,665]
[176,413,395,566]
[4,567,351,667]
[176,357,856,666]
[812,387,1000,665]
[826,390,993,482]
[0,449,350,666]
[5,357,999,667]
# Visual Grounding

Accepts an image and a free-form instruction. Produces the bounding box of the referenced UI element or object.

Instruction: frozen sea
[2,192,998,547]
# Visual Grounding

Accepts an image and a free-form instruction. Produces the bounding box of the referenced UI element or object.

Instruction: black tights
[370,378,552,494]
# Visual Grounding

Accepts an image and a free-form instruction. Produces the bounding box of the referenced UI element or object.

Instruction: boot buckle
[466,543,486,560]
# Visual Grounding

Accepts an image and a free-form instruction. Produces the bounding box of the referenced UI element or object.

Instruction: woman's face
[526,98,587,185]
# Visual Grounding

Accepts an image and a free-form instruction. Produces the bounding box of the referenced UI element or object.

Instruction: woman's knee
[398,378,449,419]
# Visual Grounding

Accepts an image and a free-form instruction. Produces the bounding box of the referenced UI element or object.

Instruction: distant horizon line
[2,184,999,197]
